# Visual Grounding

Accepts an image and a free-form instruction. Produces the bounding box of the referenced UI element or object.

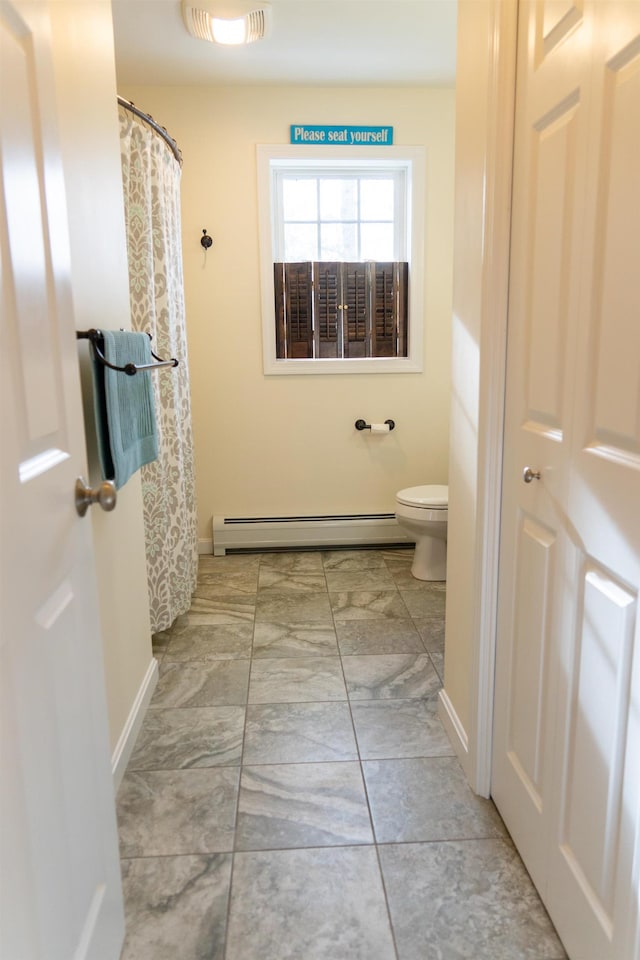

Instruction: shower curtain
[118,104,198,634]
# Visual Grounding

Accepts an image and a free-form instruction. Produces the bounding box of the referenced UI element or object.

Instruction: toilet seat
[396,484,448,509]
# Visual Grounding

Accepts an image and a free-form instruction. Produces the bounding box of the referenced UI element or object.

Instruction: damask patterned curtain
[118,104,198,633]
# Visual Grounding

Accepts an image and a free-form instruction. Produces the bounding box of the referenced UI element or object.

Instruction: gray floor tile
[363,757,507,843]
[383,552,414,566]
[351,698,454,759]
[127,706,245,769]
[336,618,425,655]
[258,568,328,594]
[152,660,250,707]
[255,591,333,623]
[380,548,415,561]
[243,701,358,763]
[414,617,445,679]
[164,623,253,661]
[117,768,239,856]
[225,846,397,960]
[151,632,170,661]
[379,840,567,960]
[325,568,397,592]
[120,854,232,960]
[235,761,373,850]
[385,559,438,590]
[322,549,388,570]
[329,590,410,620]
[182,594,256,625]
[119,549,565,960]
[343,653,441,700]
[198,555,260,575]
[400,587,446,619]
[259,551,324,572]
[253,620,338,658]
[193,571,258,597]
[248,656,347,703]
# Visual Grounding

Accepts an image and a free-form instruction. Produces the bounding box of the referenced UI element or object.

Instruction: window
[258,145,425,374]
[276,170,404,262]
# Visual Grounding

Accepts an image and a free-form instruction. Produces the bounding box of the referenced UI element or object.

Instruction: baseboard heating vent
[212,513,410,556]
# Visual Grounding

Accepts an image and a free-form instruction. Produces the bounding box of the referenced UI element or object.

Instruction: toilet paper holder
[355,419,395,431]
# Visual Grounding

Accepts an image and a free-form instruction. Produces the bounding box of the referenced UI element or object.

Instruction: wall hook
[201,229,213,249]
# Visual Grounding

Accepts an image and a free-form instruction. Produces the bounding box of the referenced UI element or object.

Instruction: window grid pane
[280,172,399,262]
[282,178,318,221]
[320,223,357,261]
[284,223,319,261]
[360,179,395,220]
[320,179,357,221]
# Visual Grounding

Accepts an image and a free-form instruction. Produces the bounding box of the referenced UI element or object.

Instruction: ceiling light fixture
[181,1,272,45]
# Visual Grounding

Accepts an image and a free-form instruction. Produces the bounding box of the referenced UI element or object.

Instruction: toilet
[395,484,448,581]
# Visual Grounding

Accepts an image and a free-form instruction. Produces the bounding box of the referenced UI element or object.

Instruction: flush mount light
[181,0,272,45]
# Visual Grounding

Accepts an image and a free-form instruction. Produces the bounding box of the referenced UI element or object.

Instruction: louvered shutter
[343,262,368,358]
[274,262,313,359]
[313,262,341,358]
[275,261,408,360]
[372,262,408,358]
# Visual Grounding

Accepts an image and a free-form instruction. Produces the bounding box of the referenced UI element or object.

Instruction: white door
[492,2,640,958]
[0,2,125,959]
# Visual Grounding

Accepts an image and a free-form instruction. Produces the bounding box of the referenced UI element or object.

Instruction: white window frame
[257,143,426,375]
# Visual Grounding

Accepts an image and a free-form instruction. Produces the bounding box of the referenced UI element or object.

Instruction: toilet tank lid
[396,484,448,507]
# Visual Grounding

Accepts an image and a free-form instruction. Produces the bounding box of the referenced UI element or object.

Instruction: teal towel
[92,330,158,490]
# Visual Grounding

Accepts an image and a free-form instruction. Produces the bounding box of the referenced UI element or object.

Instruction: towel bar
[77,328,178,376]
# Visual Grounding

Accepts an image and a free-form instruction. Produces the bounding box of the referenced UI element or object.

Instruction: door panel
[562,565,635,918]
[546,7,640,956]
[492,0,589,895]
[507,514,556,811]
[1,9,67,456]
[587,38,640,459]
[538,1,584,60]
[526,94,580,434]
[493,2,640,957]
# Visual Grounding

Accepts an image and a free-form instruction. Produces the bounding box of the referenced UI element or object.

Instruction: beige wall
[119,84,455,545]
[50,2,154,755]
[443,0,516,790]
[443,6,486,742]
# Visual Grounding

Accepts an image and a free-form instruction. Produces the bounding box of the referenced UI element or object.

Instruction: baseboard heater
[212,513,411,556]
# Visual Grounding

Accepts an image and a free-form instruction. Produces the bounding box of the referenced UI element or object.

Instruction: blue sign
[290,125,393,146]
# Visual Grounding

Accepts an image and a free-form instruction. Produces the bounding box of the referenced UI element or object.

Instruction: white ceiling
[111,0,457,88]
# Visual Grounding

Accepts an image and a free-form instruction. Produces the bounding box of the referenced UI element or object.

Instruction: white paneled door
[492,2,640,958]
[0,2,124,959]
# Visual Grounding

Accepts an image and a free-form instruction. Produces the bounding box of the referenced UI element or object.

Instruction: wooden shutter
[274,262,313,358]
[274,260,408,361]
[343,262,368,358]
[313,262,340,358]
[371,261,408,358]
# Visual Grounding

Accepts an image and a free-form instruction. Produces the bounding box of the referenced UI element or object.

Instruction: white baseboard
[438,687,471,781]
[198,537,213,555]
[111,656,159,790]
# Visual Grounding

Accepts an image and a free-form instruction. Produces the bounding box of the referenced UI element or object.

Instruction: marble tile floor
[116,548,567,960]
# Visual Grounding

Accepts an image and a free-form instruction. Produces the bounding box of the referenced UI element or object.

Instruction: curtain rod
[117,95,182,165]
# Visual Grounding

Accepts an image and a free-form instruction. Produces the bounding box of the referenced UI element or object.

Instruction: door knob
[75,477,117,517]
[522,467,541,484]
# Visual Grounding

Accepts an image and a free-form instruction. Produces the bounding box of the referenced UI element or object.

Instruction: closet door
[492,2,640,957]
